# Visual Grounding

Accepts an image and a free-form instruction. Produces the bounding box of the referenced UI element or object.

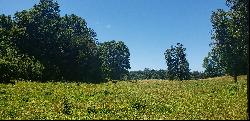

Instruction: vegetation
[128,68,167,80]
[0,0,248,119]
[98,40,131,80]
[0,75,247,120]
[1,0,248,83]
[203,48,225,78]
[128,69,205,80]
[13,0,103,82]
[164,43,190,81]
[0,0,130,83]
[189,71,206,80]
[208,0,248,82]
[0,14,44,83]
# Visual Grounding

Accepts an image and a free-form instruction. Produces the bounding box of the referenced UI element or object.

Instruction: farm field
[0,75,248,120]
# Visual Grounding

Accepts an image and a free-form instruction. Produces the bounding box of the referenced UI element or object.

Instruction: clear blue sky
[0,0,229,72]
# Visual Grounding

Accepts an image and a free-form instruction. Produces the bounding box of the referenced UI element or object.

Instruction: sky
[0,0,229,72]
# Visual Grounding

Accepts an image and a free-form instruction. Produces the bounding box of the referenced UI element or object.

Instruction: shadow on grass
[0,77,110,85]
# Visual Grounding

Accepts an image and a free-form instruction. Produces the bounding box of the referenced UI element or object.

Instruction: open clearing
[0,75,247,120]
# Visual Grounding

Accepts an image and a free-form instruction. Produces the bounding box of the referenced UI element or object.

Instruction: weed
[0,89,6,94]
[103,90,110,95]
[22,96,29,102]
[62,97,72,115]
[44,91,52,96]
[131,100,146,110]
[87,106,97,114]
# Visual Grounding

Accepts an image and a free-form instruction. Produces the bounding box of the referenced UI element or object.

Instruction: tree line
[0,0,130,83]
[128,68,206,80]
[0,0,248,83]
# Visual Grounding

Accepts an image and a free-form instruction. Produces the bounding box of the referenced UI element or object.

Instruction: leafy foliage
[128,68,167,80]
[1,0,133,83]
[98,40,131,80]
[164,43,190,81]
[13,0,62,80]
[0,14,44,83]
[190,71,206,80]
[0,0,105,82]
[56,14,103,82]
[210,0,248,82]
[202,48,225,78]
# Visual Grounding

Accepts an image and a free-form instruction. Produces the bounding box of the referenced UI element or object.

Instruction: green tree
[128,70,145,80]
[164,43,190,81]
[13,0,62,80]
[143,68,166,80]
[12,0,103,82]
[143,68,153,79]
[0,14,44,83]
[98,40,131,80]
[57,14,103,82]
[202,48,225,78]
[157,69,167,79]
[190,71,206,80]
[164,46,176,80]
[128,69,167,80]
[210,0,248,82]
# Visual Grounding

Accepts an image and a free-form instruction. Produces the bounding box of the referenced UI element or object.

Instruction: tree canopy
[12,0,103,82]
[0,0,131,83]
[98,40,131,80]
[202,48,225,78]
[0,14,44,83]
[164,43,190,81]
[209,0,248,82]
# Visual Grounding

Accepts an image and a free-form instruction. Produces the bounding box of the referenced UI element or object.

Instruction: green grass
[0,75,248,120]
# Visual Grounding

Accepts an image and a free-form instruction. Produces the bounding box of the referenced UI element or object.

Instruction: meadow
[0,75,248,120]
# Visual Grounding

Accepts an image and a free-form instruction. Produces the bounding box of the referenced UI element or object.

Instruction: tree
[12,0,103,82]
[13,0,62,80]
[202,48,225,78]
[98,40,131,80]
[210,0,248,82]
[164,46,176,80]
[143,68,153,79]
[57,14,103,82]
[143,68,166,80]
[128,69,167,80]
[164,43,190,81]
[190,71,206,80]
[0,14,44,83]
[157,69,167,79]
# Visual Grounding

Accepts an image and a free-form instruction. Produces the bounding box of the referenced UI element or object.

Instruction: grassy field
[0,75,248,120]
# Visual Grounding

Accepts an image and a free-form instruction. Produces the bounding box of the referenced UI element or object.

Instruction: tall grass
[0,75,247,120]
